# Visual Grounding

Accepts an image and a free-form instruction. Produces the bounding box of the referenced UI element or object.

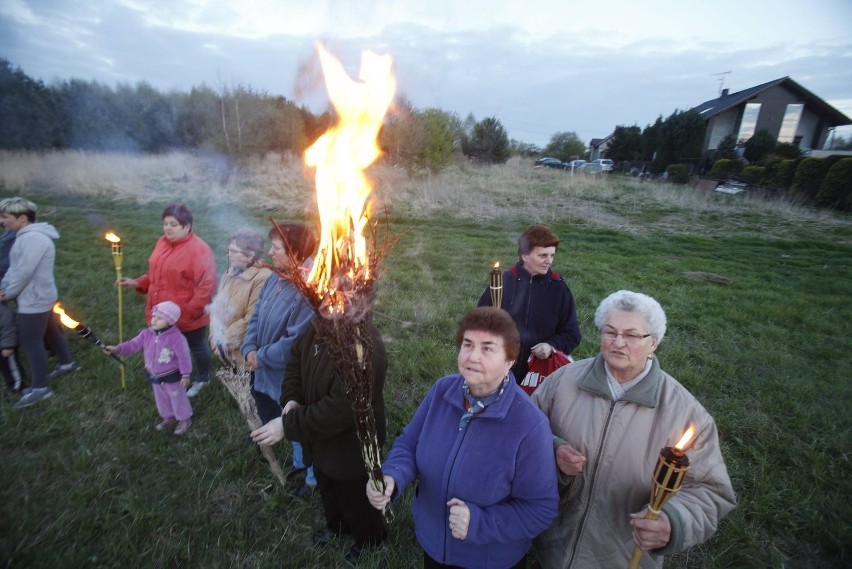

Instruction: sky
[2,0,852,148]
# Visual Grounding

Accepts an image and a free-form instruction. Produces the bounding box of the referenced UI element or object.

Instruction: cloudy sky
[2,0,851,147]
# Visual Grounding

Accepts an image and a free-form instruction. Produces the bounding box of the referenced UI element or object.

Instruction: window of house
[778,104,804,144]
[737,103,761,141]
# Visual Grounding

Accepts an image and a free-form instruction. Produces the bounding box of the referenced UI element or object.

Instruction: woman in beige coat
[533,290,736,568]
[208,229,271,371]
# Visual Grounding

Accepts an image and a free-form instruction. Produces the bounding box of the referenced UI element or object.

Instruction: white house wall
[707,108,739,149]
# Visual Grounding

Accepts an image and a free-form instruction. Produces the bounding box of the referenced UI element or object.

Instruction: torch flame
[53,302,80,328]
[304,44,396,312]
[494,262,500,269]
[675,424,696,450]
[105,232,121,243]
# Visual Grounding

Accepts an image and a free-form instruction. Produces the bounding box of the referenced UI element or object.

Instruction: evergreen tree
[462,116,510,164]
[744,129,777,163]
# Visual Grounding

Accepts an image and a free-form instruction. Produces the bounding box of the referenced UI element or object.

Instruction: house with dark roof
[692,76,851,158]
[588,133,613,160]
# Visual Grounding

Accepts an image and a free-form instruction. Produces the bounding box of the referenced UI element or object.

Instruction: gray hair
[0,197,38,222]
[594,290,667,340]
[229,228,265,263]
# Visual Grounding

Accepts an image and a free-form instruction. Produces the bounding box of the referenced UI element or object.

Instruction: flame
[304,44,396,312]
[675,424,696,450]
[53,302,80,328]
[494,262,500,270]
[105,232,121,243]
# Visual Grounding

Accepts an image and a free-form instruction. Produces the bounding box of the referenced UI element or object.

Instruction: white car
[592,159,614,172]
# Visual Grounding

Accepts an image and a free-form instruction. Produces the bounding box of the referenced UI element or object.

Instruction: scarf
[459,375,509,431]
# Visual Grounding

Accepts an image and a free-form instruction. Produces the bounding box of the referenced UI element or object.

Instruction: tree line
[0,59,514,174]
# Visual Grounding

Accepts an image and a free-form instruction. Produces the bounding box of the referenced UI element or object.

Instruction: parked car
[566,159,587,170]
[580,162,603,174]
[534,157,567,169]
[591,158,614,172]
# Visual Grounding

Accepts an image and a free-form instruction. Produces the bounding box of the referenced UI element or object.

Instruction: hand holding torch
[627,425,695,569]
[53,303,125,367]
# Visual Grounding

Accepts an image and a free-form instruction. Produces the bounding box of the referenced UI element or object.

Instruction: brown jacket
[532,355,736,568]
[208,265,272,368]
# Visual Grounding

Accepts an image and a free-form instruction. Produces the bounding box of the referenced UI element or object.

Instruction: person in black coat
[251,319,387,566]
[478,225,581,383]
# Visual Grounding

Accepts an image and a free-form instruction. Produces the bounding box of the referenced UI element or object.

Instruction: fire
[494,262,500,269]
[304,44,396,312]
[675,424,696,450]
[53,302,80,329]
[105,232,121,243]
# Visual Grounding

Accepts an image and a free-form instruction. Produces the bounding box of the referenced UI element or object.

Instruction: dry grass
[1,151,848,240]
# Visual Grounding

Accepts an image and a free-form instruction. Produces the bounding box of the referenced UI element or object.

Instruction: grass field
[1,152,850,568]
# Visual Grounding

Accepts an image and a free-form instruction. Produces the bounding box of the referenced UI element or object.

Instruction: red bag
[519,350,572,396]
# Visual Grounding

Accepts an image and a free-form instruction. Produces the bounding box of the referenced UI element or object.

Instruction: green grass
[1,173,851,568]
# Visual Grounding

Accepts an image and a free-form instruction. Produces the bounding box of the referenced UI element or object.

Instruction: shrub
[744,129,777,163]
[740,166,766,184]
[764,159,798,191]
[773,142,802,160]
[666,163,689,184]
[713,134,738,161]
[815,158,852,209]
[790,158,826,200]
[709,159,744,180]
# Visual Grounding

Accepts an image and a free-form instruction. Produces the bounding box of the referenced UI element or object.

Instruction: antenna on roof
[712,71,732,95]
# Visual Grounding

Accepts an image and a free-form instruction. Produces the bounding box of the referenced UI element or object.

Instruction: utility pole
[712,71,732,95]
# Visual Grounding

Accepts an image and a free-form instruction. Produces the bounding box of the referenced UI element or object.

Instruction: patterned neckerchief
[459,376,510,431]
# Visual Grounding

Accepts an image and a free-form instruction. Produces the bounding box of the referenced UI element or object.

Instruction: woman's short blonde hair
[0,197,38,222]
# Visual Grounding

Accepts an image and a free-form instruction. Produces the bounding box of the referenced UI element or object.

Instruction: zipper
[565,399,620,568]
[442,413,471,562]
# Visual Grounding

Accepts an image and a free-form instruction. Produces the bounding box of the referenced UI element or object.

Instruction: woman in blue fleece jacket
[367,307,558,569]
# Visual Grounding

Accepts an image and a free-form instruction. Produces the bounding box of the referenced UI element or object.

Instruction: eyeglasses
[227,248,248,256]
[599,329,652,344]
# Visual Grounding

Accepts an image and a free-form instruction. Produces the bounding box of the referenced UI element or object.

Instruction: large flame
[53,302,80,329]
[105,232,121,243]
[304,44,396,311]
[675,424,696,451]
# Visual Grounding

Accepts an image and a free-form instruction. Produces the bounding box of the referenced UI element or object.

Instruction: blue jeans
[292,441,317,486]
[18,311,73,389]
[182,326,211,383]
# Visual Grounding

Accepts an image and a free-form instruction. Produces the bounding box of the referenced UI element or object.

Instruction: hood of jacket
[19,222,59,240]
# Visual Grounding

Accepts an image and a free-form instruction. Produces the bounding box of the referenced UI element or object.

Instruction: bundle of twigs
[216,366,288,489]
[273,220,395,521]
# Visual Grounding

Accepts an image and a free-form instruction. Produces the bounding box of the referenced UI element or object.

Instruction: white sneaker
[186,381,207,398]
[14,387,53,408]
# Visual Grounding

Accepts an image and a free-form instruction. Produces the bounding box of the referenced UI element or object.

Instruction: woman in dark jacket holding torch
[477,225,581,387]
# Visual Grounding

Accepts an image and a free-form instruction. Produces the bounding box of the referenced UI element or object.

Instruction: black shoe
[343,544,365,567]
[292,483,317,500]
[312,527,334,545]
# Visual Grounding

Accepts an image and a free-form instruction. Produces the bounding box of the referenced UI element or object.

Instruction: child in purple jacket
[106,301,193,435]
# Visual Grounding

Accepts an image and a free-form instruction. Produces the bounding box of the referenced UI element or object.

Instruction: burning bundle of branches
[274,44,397,520]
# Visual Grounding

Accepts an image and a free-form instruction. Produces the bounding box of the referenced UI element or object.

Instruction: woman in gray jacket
[0,198,77,408]
[533,290,736,568]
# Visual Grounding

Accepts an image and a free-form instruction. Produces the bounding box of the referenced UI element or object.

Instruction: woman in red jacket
[120,204,217,398]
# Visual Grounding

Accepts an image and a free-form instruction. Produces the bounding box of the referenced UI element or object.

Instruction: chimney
[720,88,729,98]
